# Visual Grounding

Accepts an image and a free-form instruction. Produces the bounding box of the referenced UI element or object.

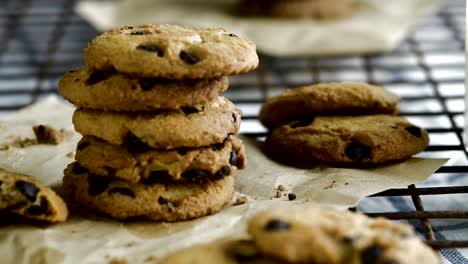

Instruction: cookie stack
[259,83,430,165]
[239,0,353,19]
[58,24,258,221]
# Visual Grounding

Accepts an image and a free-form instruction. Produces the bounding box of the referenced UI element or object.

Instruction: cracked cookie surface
[84,24,258,79]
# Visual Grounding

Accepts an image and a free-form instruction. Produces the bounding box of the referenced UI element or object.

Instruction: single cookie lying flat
[75,135,246,183]
[58,68,229,111]
[266,115,429,164]
[62,162,234,221]
[73,97,241,149]
[239,0,354,19]
[160,239,281,264]
[248,207,441,264]
[84,24,259,79]
[259,83,399,129]
[0,168,68,222]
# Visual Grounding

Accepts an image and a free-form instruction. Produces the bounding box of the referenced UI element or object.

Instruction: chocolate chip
[88,175,111,196]
[141,170,172,185]
[127,26,134,29]
[72,163,89,175]
[137,44,164,57]
[158,196,176,212]
[288,193,296,201]
[86,70,114,85]
[0,179,3,187]
[289,118,314,128]
[345,141,372,162]
[182,169,211,182]
[15,181,39,202]
[108,187,135,198]
[104,166,117,175]
[131,31,149,35]
[177,147,189,155]
[181,106,200,115]
[229,151,238,166]
[215,166,231,178]
[77,141,90,151]
[264,219,290,231]
[405,126,422,138]
[125,132,152,153]
[232,113,237,123]
[179,50,200,64]
[139,78,157,91]
[26,197,49,215]
[361,246,385,264]
[228,33,237,37]
[211,142,224,151]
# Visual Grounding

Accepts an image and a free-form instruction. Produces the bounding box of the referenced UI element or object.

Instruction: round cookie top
[75,135,246,183]
[73,96,242,149]
[0,168,68,223]
[266,115,429,164]
[62,162,235,221]
[84,24,259,79]
[259,83,400,129]
[247,207,441,264]
[58,67,229,111]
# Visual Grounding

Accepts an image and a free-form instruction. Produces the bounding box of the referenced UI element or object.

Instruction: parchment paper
[76,0,440,56]
[0,97,447,264]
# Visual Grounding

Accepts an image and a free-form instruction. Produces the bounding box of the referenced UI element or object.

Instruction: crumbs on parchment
[234,196,248,206]
[0,125,67,151]
[324,180,337,190]
[274,184,287,198]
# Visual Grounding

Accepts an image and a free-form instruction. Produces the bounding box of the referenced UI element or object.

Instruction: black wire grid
[0,0,467,251]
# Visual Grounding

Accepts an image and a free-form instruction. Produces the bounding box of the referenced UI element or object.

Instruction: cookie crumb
[66,152,74,158]
[33,125,66,145]
[144,256,158,263]
[234,196,248,205]
[277,185,286,191]
[108,258,127,264]
[345,182,349,185]
[275,185,287,198]
[324,180,337,190]
[288,193,297,201]
[126,241,137,247]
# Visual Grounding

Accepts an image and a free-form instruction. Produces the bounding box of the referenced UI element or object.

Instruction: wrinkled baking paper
[0,97,447,264]
[76,0,440,56]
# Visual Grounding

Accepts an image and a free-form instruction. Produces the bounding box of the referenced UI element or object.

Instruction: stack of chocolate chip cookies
[58,24,258,221]
[259,83,430,165]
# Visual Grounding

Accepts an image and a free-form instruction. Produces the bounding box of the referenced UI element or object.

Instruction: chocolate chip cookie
[266,115,429,164]
[75,135,246,183]
[239,0,354,19]
[84,24,259,79]
[58,68,229,111]
[73,97,242,149]
[259,83,400,129]
[248,207,441,264]
[62,162,235,221]
[160,239,282,264]
[0,168,68,223]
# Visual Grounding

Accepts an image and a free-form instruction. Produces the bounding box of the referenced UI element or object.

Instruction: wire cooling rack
[0,0,467,251]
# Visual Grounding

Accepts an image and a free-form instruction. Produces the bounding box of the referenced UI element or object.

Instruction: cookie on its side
[0,168,68,223]
[73,97,242,149]
[58,68,229,111]
[248,207,441,264]
[84,24,259,79]
[75,135,246,183]
[266,115,429,164]
[239,0,354,19]
[62,162,235,221]
[259,83,399,129]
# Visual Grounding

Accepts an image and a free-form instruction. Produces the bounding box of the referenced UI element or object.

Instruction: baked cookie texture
[247,207,441,264]
[58,68,229,111]
[75,135,246,183]
[84,24,259,79]
[266,115,429,164]
[239,0,354,19]
[0,168,68,223]
[72,96,242,149]
[160,207,441,264]
[62,162,235,221]
[259,83,400,129]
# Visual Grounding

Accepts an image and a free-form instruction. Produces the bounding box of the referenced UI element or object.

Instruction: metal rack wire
[0,0,467,252]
